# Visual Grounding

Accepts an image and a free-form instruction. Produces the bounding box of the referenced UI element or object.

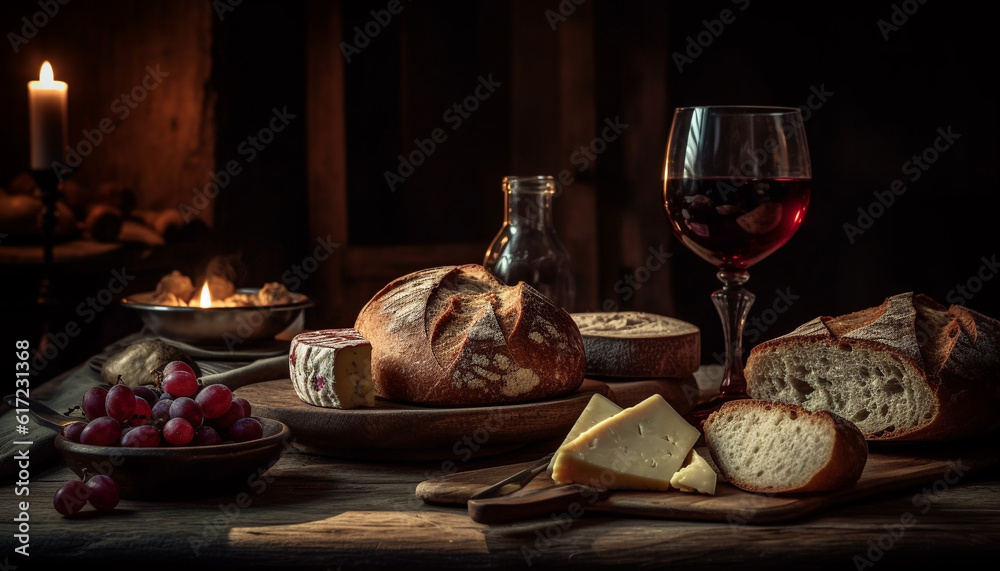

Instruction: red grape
[162,369,198,397]
[210,401,248,431]
[163,417,195,445]
[169,397,204,428]
[196,384,233,418]
[53,480,91,516]
[85,475,120,511]
[82,386,109,420]
[132,385,159,407]
[151,398,173,427]
[105,384,136,422]
[80,416,122,446]
[162,360,195,378]
[228,417,263,442]
[62,422,86,443]
[191,426,222,446]
[233,396,251,417]
[132,395,153,426]
[121,424,161,447]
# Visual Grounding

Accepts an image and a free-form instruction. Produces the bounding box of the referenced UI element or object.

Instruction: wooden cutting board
[236,378,616,460]
[417,439,1000,524]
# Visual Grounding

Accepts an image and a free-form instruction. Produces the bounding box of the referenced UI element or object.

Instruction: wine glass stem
[711,270,755,398]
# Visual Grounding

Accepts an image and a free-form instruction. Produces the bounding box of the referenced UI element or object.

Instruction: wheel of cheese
[570,311,700,378]
[289,329,375,409]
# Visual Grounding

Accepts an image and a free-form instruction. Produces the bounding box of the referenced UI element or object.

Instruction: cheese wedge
[670,449,717,495]
[551,394,700,491]
[289,329,375,409]
[547,393,623,471]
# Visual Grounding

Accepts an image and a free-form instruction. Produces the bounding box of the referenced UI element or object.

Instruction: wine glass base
[685,391,752,430]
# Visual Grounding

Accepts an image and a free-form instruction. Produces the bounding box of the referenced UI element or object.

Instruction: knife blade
[467,452,555,500]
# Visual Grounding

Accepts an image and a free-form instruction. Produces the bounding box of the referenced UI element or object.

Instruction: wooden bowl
[54,418,291,500]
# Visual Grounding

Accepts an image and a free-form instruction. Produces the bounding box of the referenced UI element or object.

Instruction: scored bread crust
[745,292,1000,441]
[703,400,868,494]
[570,312,700,378]
[355,264,586,406]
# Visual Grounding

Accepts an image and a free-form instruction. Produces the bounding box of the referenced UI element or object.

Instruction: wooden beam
[305,0,348,326]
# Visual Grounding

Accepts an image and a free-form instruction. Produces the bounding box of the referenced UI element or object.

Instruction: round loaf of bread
[354,264,586,406]
[703,399,868,494]
[571,311,700,377]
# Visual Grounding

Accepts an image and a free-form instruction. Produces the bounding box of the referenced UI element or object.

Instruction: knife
[467,452,555,500]
[198,355,289,390]
[4,394,79,430]
[467,483,610,525]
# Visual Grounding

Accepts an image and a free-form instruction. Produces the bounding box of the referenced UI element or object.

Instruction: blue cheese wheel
[289,329,374,409]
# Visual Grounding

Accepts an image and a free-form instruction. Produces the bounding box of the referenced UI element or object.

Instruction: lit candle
[28,61,68,170]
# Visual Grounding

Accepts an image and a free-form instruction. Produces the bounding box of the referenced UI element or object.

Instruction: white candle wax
[28,61,68,170]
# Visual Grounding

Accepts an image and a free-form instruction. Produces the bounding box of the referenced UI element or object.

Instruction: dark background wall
[1,0,997,382]
[661,1,999,362]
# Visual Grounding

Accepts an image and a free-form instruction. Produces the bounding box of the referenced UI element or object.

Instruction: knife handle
[199,355,289,390]
[467,484,608,525]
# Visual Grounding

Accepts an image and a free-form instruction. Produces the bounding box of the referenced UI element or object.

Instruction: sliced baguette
[745,292,1000,441]
[570,311,700,377]
[703,400,868,494]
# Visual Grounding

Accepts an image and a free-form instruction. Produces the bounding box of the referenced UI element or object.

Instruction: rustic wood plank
[18,441,1000,569]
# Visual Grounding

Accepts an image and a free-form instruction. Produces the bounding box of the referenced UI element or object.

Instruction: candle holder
[31,168,61,309]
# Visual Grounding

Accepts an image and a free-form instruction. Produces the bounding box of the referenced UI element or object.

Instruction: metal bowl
[121,288,314,347]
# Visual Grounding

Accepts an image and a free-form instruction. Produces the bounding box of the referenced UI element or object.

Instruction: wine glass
[662,106,811,421]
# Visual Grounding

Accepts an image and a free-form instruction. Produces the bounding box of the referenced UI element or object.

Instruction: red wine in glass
[662,106,812,426]
[664,177,810,271]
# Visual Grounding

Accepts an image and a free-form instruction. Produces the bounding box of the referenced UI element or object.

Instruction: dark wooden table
[5,357,1000,570]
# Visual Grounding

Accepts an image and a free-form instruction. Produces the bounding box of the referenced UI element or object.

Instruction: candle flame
[198,281,212,308]
[39,61,54,85]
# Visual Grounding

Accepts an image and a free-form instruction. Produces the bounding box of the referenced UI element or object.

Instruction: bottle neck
[504,178,556,231]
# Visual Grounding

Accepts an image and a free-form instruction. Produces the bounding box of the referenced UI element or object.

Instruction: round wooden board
[235,378,614,461]
[597,376,700,413]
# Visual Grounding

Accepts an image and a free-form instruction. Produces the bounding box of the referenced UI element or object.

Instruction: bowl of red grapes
[55,360,290,500]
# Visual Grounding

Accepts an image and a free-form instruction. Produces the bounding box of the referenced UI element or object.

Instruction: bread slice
[355,264,586,406]
[745,292,1000,441]
[703,400,868,494]
[570,311,700,377]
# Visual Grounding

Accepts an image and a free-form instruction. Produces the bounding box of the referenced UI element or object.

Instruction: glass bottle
[483,175,576,311]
